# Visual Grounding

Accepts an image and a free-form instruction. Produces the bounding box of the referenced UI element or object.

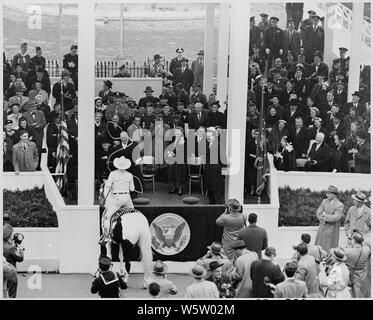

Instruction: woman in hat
[319,247,351,298]
[265,106,280,130]
[149,260,177,298]
[185,264,219,298]
[268,119,289,154]
[216,199,246,261]
[95,96,107,116]
[315,186,344,252]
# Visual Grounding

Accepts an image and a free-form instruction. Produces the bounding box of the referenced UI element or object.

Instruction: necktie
[23,143,27,150]
[198,113,201,121]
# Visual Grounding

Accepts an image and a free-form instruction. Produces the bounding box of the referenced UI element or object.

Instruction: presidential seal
[150,213,191,256]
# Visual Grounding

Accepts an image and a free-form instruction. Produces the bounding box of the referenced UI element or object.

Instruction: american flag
[55,81,70,194]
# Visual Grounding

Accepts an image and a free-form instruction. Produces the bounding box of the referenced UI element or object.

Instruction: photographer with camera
[91,255,127,298]
[3,223,24,298]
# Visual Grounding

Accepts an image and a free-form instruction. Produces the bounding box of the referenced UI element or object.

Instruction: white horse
[100,206,153,288]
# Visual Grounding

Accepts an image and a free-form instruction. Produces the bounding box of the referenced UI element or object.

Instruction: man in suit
[274,261,308,298]
[345,191,371,237]
[294,243,320,295]
[188,102,209,130]
[63,44,78,90]
[300,10,316,32]
[250,247,285,298]
[52,70,77,112]
[12,42,31,72]
[302,15,324,63]
[353,131,370,173]
[99,80,114,104]
[12,130,39,173]
[333,81,348,107]
[289,117,310,159]
[268,58,288,79]
[249,16,262,54]
[304,132,330,172]
[138,86,160,109]
[282,19,301,57]
[206,261,235,298]
[308,52,329,86]
[169,48,185,76]
[263,16,284,68]
[189,84,207,106]
[237,213,268,259]
[343,91,366,118]
[292,66,308,102]
[326,112,346,147]
[285,3,303,30]
[67,109,79,185]
[30,46,46,71]
[191,50,204,89]
[283,100,304,129]
[171,57,194,96]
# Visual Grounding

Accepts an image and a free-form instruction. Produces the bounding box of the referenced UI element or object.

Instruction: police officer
[264,17,283,68]
[91,256,128,298]
[169,48,185,76]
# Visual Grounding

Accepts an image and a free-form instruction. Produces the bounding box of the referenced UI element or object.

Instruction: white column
[78,1,95,205]
[347,2,364,101]
[216,3,230,111]
[203,3,215,96]
[323,4,337,68]
[226,0,249,202]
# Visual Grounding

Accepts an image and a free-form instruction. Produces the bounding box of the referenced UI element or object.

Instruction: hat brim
[351,194,367,203]
[191,268,207,278]
[210,262,224,271]
[113,158,131,170]
[153,263,168,274]
[330,248,347,262]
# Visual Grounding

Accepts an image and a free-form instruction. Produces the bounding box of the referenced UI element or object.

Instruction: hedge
[3,187,58,228]
[278,187,371,227]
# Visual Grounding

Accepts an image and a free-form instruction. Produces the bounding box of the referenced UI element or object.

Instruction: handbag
[348,247,363,288]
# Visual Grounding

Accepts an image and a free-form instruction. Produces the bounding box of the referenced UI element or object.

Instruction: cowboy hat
[153,54,162,60]
[326,185,339,194]
[190,264,207,278]
[113,156,131,170]
[103,80,113,88]
[153,260,168,275]
[207,242,223,255]
[352,191,368,203]
[232,240,247,250]
[209,261,224,272]
[330,247,347,262]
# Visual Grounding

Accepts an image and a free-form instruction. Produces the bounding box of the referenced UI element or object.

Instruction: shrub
[278,187,371,227]
[3,187,58,228]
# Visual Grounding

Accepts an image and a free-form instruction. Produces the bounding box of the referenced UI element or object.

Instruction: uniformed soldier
[338,47,349,69]
[169,48,185,76]
[264,17,284,68]
[302,15,325,64]
[249,16,262,55]
[258,13,269,48]
[300,10,316,31]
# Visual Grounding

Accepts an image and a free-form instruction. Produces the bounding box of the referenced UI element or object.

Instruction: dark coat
[46,122,59,171]
[292,76,308,101]
[326,121,347,146]
[12,53,31,72]
[98,89,114,104]
[308,126,327,140]
[306,142,331,172]
[333,90,348,109]
[30,55,46,70]
[208,111,226,128]
[308,62,329,80]
[282,29,301,55]
[237,225,268,259]
[355,141,370,173]
[302,25,324,56]
[205,138,225,192]
[52,81,76,111]
[67,118,78,160]
[289,126,310,158]
[188,110,210,130]
[332,144,349,172]
[250,26,262,52]
[138,96,160,109]
[283,109,304,128]
[172,67,194,93]
[273,146,297,171]
[342,102,366,119]
[250,259,285,298]
[169,57,184,75]
[26,70,51,94]
[264,26,284,53]
[91,271,127,298]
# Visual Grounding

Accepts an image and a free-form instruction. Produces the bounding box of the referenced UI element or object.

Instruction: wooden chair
[140,156,155,196]
[187,156,204,195]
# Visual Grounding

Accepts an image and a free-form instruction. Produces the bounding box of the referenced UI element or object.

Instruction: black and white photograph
[1,0,371,306]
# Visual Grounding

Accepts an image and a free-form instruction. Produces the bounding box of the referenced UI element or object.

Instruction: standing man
[302,16,324,64]
[258,13,270,45]
[191,50,204,90]
[52,70,77,113]
[231,240,258,298]
[352,131,370,174]
[237,213,268,259]
[285,3,304,30]
[99,80,114,105]
[264,16,284,69]
[63,44,78,90]
[289,117,310,159]
[12,130,39,174]
[185,264,219,298]
[300,10,316,32]
[315,185,344,252]
[12,42,31,72]
[249,17,262,55]
[250,247,285,298]
[30,46,46,71]
[138,86,160,109]
[274,261,308,298]
[282,19,301,57]
[338,47,349,69]
[171,57,194,96]
[169,48,185,76]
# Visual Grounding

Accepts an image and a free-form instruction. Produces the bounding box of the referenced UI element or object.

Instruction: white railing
[335,3,371,48]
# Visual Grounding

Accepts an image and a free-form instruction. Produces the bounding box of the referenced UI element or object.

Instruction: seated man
[304,132,330,172]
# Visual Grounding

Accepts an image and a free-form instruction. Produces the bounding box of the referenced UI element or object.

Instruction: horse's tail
[138,217,153,281]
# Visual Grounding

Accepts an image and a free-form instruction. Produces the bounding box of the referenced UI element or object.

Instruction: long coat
[191,59,204,88]
[295,254,320,294]
[233,250,259,297]
[172,67,194,94]
[355,141,370,173]
[205,138,225,192]
[344,205,371,236]
[307,142,331,172]
[12,140,38,172]
[282,29,301,56]
[315,198,344,252]
[289,126,310,158]
[302,25,324,60]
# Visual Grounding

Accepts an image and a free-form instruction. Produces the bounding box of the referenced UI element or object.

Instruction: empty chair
[187,156,204,195]
[140,156,155,196]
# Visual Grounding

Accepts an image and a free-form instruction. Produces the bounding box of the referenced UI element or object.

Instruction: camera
[13,233,24,245]
[321,256,334,275]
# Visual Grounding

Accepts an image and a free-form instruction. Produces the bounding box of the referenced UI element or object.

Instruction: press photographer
[3,223,24,298]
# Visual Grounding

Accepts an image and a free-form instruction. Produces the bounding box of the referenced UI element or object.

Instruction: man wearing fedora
[8,85,29,111]
[345,191,371,237]
[91,255,127,298]
[63,44,78,90]
[198,241,232,277]
[185,264,219,298]
[343,91,366,118]
[99,80,114,105]
[170,57,194,96]
[149,54,165,78]
[169,48,185,76]
[191,50,204,89]
[231,240,258,298]
[315,185,344,252]
[206,260,234,298]
[344,232,370,298]
[52,70,77,112]
[138,86,160,109]
[149,260,177,298]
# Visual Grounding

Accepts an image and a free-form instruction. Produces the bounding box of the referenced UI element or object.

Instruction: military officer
[250,16,262,55]
[264,17,284,68]
[63,44,78,90]
[338,47,349,69]
[300,10,316,32]
[169,48,185,76]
